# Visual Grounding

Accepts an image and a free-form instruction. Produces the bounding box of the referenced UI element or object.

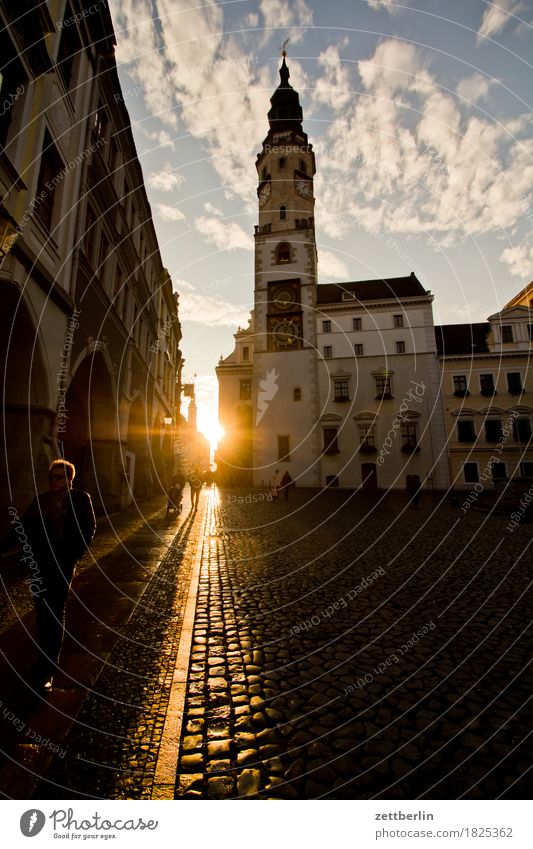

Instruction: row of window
[275,423,419,463]
[322,315,404,333]
[240,380,302,401]
[260,158,308,180]
[456,418,531,443]
[324,342,406,358]
[241,377,398,402]
[463,461,533,484]
[452,373,525,396]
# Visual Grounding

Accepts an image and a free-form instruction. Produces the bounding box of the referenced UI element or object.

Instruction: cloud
[179,290,251,326]
[312,42,353,111]
[258,0,314,45]
[147,163,185,192]
[367,0,405,12]
[195,214,253,251]
[157,204,186,221]
[477,0,525,41]
[456,73,497,103]
[143,128,176,150]
[318,249,350,280]
[500,236,533,277]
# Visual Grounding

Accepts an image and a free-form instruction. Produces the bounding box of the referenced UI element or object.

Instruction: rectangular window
[463,463,479,483]
[242,346,249,362]
[352,317,362,331]
[500,325,513,343]
[323,428,339,455]
[94,101,109,142]
[277,435,290,461]
[491,463,507,481]
[84,205,96,264]
[35,132,63,231]
[375,376,392,398]
[57,7,81,91]
[457,420,476,442]
[323,346,332,358]
[528,324,533,342]
[334,380,349,401]
[507,372,522,394]
[401,423,418,447]
[521,462,533,478]
[396,341,406,354]
[485,419,502,442]
[239,380,251,400]
[342,292,355,301]
[453,375,469,396]
[98,232,109,271]
[354,344,364,356]
[480,374,495,396]
[393,314,404,328]
[359,426,375,448]
[322,320,331,333]
[513,418,532,443]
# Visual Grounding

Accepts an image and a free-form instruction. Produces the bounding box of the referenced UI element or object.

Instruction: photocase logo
[20,810,46,837]
[256,368,279,425]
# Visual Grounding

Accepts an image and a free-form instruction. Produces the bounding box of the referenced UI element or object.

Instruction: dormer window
[276,242,291,263]
[501,325,513,343]
[280,205,286,221]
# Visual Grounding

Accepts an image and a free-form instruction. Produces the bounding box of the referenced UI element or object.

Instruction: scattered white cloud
[203,202,223,217]
[195,214,253,251]
[143,128,176,150]
[312,42,353,111]
[147,163,185,192]
[477,0,525,41]
[174,278,196,292]
[367,0,405,13]
[500,236,533,277]
[456,73,497,103]
[179,290,251,326]
[318,249,350,280]
[258,0,314,45]
[157,204,186,221]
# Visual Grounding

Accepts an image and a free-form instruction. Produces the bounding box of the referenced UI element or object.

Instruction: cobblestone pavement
[175,488,531,800]
[2,487,530,800]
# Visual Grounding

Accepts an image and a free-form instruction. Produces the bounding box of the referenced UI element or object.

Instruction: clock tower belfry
[252,48,321,486]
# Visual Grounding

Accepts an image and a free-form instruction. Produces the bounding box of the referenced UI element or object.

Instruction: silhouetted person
[189,467,203,511]
[270,469,281,501]
[0,459,95,692]
[406,474,422,507]
[280,470,294,501]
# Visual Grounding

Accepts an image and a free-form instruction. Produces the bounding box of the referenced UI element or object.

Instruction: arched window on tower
[280,206,286,221]
[276,242,291,264]
[299,159,307,173]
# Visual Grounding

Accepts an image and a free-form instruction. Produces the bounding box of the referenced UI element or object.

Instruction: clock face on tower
[258,181,271,207]
[271,318,301,349]
[295,178,313,199]
[272,287,295,310]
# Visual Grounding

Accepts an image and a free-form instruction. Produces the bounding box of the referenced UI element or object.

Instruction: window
[242,346,249,362]
[393,314,404,328]
[457,420,476,442]
[239,380,251,400]
[322,320,331,333]
[57,6,81,91]
[323,428,339,455]
[94,101,109,142]
[463,463,479,483]
[299,159,306,173]
[521,462,533,478]
[334,380,349,402]
[261,167,267,181]
[35,132,63,231]
[84,205,96,264]
[342,292,356,301]
[507,373,522,395]
[500,325,513,343]
[0,29,27,148]
[480,374,495,396]
[354,344,364,356]
[278,157,286,169]
[528,324,533,342]
[401,422,418,450]
[278,435,290,461]
[491,463,507,481]
[98,232,109,271]
[485,419,502,442]
[113,266,123,303]
[396,341,406,354]
[359,426,375,449]
[453,375,469,397]
[513,418,532,443]
[323,346,332,358]
[353,317,362,331]
[375,376,392,399]
[279,205,286,221]
[276,242,290,263]
[293,387,301,401]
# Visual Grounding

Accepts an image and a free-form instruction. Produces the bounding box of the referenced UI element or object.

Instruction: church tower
[252,49,321,486]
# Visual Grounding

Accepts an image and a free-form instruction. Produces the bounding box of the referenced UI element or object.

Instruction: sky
[108,0,533,448]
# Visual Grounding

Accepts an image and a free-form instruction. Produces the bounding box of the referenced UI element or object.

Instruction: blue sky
[109,0,533,445]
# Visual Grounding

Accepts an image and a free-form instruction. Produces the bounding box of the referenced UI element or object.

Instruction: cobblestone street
[0,487,530,800]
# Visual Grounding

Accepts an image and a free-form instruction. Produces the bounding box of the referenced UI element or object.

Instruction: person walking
[270,469,281,501]
[0,459,95,692]
[189,467,203,511]
[280,470,294,501]
[406,474,422,507]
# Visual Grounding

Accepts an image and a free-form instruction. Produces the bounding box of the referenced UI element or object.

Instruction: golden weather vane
[280,37,290,57]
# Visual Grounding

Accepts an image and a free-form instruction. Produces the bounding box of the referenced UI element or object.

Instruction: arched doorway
[0,284,53,516]
[61,350,120,510]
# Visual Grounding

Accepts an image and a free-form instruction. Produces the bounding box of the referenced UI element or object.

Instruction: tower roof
[267,56,303,132]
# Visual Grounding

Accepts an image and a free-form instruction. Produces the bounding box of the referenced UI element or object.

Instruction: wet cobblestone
[175,488,531,799]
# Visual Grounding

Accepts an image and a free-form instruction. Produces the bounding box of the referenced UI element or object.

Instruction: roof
[434,323,490,356]
[316,274,428,304]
